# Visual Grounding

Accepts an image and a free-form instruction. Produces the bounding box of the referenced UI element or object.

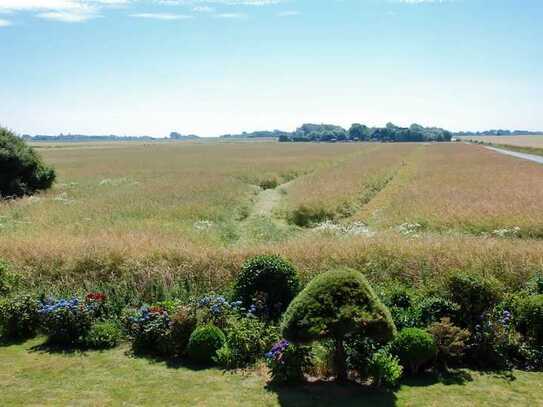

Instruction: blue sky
[0,0,542,137]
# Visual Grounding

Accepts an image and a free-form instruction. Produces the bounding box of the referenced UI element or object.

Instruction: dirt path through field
[249,180,293,218]
[484,146,543,165]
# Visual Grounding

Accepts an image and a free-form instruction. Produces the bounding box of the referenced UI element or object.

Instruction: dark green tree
[281,268,396,382]
[0,127,56,198]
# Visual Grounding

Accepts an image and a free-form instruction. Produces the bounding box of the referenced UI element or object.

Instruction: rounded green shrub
[234,255,300,319]
[390,328,437,374]
[84,321,122,349]
[515,295,543,346]
[417,296,460,325]
[187,325,226,365]
[446,273,502,327]
[281,268,396,381]
[0,294,41,340]
[0,127,56,198]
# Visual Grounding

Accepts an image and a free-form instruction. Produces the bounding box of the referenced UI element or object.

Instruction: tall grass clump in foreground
[0,127,56,198]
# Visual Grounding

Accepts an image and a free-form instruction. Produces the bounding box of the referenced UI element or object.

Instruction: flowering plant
[196,295,242,328]
[124,305,173,355]
[265,339,312,384]
[39,297,93,345]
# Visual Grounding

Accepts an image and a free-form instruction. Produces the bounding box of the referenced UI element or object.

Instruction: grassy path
[2,338,543,406]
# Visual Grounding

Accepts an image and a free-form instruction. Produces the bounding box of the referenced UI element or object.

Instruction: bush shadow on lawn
[266,380,397,407]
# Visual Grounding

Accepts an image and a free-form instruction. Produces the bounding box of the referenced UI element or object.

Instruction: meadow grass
[1,337,542,406]
[3,141,543,300]
[461,135,543,148]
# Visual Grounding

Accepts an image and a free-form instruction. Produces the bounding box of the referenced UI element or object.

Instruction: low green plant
[0,294,41,340]
[391,328,437,374]
[428,317,470,369]
[265,340,313,384]
[84,320,122,349]
[288,204,335,227]
[187,325,226,365]
[515,295,543,346]
[368,349,403,389]
[215,316,279,369]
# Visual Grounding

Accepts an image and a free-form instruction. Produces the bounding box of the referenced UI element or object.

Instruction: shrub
[446,273,502,328]
[390,328,436,374]
[39,298,94,346]
[526,273,543,295]
[196,294,241,328]
[216,316,279,369]
[383,285,414,309]
[288,204,334,227]
[417,296,460,326]
[234,255,300,320]
[515,295,543,346]
[84,320,122,349]
[0,260,11,296]
[368,350,403,389]
[123,305,172,355]
[0,294,41,340]
[0,127,56,198]
[428,318,470,369]
[187,325,226,365]
[265,339,313,384]
[169,305,197,356]
[259,177,278,190]
[281,268,396,382]
[345,335,380,377]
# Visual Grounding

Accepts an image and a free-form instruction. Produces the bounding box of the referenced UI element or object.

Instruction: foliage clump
[390,328,436,374]
[265,339,313,384]
[187,325,226,365]
[515,295,543,346]
[428,317,470,369]
[84,320,122,349]
[234,255,300,319]
[368,349,403,389]
[0,127,56,198]
[281,268,396,381]
[0,294,41,340]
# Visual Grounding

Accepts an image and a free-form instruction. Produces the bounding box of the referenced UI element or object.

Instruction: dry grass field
[461,135,543,148]
[2,140,543,297]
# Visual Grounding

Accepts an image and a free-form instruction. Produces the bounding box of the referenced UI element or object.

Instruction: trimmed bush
[0,294,41,340]
[84,321,122,349]
[234,255,300,319]
[446,273,502,328]
[281,268,396,381]
[39,298,94,346]
[0,127,56,198]
[187,325,226,365]
[265,339,313,384]
[428,317,470,369]
[391,328,436,374]
[515,295,543,346]
[368,350,403,389]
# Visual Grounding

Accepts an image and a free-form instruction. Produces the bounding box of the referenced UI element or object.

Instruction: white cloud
[193,6,215,12]
[130,12,193,19]
[37,10,97,22]
[214,12,247,18]
[0,18,12,26]
[277,10,299,17]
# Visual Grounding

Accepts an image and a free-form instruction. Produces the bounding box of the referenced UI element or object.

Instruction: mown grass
[1,337,542,406]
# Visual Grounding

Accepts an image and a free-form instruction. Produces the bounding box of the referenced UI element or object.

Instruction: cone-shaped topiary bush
[281,268,396,382]
[234,255,300,319]
[0,127,56,198]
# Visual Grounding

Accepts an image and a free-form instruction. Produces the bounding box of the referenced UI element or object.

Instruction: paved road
[484,146,543,165]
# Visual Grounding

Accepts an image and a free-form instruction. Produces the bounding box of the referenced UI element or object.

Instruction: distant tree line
[279,123,452,143]
[454,130,543,137]
[220,130,291,139]
[23,134,159,142]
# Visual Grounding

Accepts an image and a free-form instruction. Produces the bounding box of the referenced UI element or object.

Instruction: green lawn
[1,338,542,406]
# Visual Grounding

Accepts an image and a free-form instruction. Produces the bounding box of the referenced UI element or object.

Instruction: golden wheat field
[462,135,543,148]
[2,140,543,295]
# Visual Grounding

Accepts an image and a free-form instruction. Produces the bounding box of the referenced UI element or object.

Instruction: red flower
[85,292,107,302]
[148,306,164,314]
